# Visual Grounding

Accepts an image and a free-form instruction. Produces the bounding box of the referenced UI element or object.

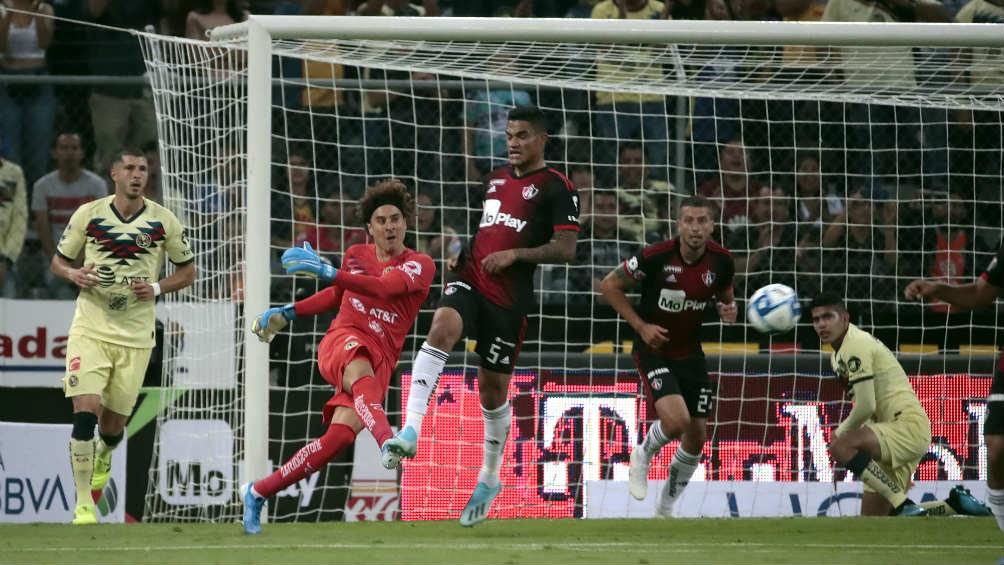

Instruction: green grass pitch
[2,517,1001,564]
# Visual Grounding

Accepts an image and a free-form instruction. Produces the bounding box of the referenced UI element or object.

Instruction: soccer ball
[747,284,801,335]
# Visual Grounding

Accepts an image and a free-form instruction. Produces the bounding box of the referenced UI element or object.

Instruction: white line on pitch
[7,541,1001,553]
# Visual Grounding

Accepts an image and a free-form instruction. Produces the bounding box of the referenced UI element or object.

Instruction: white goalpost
[138,16,1003,522]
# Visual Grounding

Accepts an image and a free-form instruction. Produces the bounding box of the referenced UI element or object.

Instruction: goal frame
[208,14,1004,493]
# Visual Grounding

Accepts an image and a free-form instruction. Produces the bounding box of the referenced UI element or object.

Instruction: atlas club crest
[522,184,539,200]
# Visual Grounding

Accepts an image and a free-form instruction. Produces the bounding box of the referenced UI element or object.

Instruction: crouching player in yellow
[810,293,992,517]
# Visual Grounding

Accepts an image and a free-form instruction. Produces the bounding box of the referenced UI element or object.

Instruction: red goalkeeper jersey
[294,244,435,363]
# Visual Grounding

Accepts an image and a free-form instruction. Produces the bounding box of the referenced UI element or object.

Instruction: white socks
[403,342,449,435]
[663,446,701,504]
[477,402,511,489]
[639,421,669,463]
[988,487,1004,534]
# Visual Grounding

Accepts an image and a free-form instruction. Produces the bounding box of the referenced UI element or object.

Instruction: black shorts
[633,351,714,419]
[986,366,1003,437]
[438,280,527,373]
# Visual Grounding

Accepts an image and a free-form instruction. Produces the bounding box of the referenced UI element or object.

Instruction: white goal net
[139,17,1003,522]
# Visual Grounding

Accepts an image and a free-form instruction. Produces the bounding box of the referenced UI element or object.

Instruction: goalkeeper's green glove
[250,303,297,344]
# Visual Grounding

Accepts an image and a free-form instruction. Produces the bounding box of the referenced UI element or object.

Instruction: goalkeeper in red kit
[240,180,434,534]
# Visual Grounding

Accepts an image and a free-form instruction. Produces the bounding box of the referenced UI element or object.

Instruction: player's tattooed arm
[512,229,578,264]
[481,230,578,274]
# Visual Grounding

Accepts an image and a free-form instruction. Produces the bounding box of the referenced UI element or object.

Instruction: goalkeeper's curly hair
[357,178,415,227]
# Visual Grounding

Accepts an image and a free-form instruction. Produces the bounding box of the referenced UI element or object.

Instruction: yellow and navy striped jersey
[57,195,194,348]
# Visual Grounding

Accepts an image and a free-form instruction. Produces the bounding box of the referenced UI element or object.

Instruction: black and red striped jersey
[622,238,735,360]
[459,165,579,310]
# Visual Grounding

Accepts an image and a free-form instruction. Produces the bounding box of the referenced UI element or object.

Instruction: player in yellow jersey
[811,293,992,517]
[51,148,196,524]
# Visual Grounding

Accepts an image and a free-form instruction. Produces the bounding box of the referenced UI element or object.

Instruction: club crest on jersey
[345,340,359,351]
[702,270,715,287]
[135,232,153,248]
[847,356,862,372]
[522,184,539,200]
[350,297,366,313]
[67,375,78,387]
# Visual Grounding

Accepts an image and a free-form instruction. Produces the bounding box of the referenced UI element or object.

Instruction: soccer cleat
[459,481,501,527]
[241,482,265,535]
[90,450,112,503]
[891,502,927,517]
[654,481,675,518]
[383,425,419,462]
[628,447,649,501]
[947,485,993,516]
[72,504,98,525]
[381,443,401,469]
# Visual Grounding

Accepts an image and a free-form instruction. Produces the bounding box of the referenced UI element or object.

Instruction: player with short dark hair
[242,179,434,534]
[811,293,992,517]
[599,195,737,517]
[384,105,580,527]
[906,248,1004,534]
[52,149,196,524]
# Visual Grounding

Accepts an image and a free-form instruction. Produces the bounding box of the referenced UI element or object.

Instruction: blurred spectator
[952,0,1004,184]
[87,0,161,174]
[540,187,637,304]
[142,140,161,203]
[272,0,342,114]
[30,132,106,298]
[590,0,670,183]
[356,0,439,15]
[615,142,670,242]
[729,186,799,295]
[464,60,532,180]
[0,145,26,298]
[362,69,466,186]
[822,0,950,184]
[821,188,898,308]
[271,147,316,248]
[672,0,708,18]
[571,189,639,300]
[898,190,989,312]
[565,0,598,17]
[185,0,248,40]
[414,191,460,263]
[698,138,763,239]
[791,152,841,284]
[0,0,55,186]
[295,195,368,262]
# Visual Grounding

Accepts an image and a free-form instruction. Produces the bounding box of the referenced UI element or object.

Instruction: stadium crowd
[0,0,1001,347]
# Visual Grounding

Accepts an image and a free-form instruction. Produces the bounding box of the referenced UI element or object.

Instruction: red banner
[399,370,991,520]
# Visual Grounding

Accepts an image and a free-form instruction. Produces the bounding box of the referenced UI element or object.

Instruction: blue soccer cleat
[459,481,501,527]
[382,425,419,466]
[948,484,993,516]
[241,482,265,534]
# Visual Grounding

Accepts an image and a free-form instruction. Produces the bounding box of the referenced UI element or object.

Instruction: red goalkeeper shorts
[317,327,393,425]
